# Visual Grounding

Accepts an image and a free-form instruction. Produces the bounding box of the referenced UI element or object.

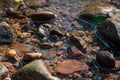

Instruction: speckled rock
[96,51,115,69]
[55,59,88,74]
[0,22,16,43]
[11,60,60,80]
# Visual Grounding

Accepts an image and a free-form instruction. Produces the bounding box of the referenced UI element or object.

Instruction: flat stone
[0,22,16,43]
[67,46,85,58]
[11,60,60,80]
[55,59,88,74]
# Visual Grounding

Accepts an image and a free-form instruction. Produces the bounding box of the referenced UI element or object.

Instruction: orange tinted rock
[23,52,42,61]
[55,60,88,74]
[0,62,13,69]
[6,49,17,58]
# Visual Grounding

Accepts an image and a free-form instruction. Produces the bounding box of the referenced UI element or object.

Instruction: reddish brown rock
[55,60,88,74]
[115,60,120,68]
[67,46,85,58]
[0,62,13,68]
[23,52,43,61]
[28,0,49,9]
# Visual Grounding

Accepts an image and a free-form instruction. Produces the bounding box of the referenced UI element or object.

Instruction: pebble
[11,60,60,80]
[6,49,17,58]
[55,59,88,74]
[31,11,57,22]
[96,51,115,69]
[23,52,43,61]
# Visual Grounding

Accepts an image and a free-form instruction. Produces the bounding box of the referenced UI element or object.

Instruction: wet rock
[77,3,115,25]
[20,32,31,38]
[6,49,17,58]
[0,64,8,78]
[28,0,49,9]
[23,52,42,61]
[38,25,49,39]
[49,30,64,42]
[30,11,57,22]
[0,62,13,69]
[0,22,16,43]
[69,36,85,52]
[95,18,120,50]
[67,46,85,58]
[23,8,36,17]
[40,42,54,49]
[96,51,115,69]
[55,59,88,74]
[11,60,60,80]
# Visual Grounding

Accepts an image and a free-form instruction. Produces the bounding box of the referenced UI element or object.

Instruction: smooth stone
[95,18,120,47]
[0,22,16,43]
[30,11,57,22]
[96,51,115,69]
[67,46,85,58]
[23,52,43,61]
[11,60,60,80]
[55,59,88,74]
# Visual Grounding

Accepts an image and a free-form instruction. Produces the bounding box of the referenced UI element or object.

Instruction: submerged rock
[0,22,16,43]
[11,60,60,80]
[55,59,88,74]
[95,18,120,50]
[96,51,115,69]
[31,11,57,23]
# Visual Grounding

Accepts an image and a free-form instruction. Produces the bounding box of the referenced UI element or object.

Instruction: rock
[69,36,85,52]
[0,64,8,78]
[40,42,54,49]
[67,46,85,58]
[48,30,64,42]
[20,32,31,38]
[96,51,115,69]
[0,0,13,10]
[23,52,42,61]
[6,49,17,58]
[0,22,16,43]
[95,18,120,50]
[38,25,49,39]
[23,8,36,16]
[77,3,115,25]
[11,60,60,80]
[28,0,49,9]
[55,59,88,74]
[30,11,57,22]
[0,62,13,69]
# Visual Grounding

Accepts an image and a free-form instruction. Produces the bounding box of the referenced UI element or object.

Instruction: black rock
[96,51,115,69]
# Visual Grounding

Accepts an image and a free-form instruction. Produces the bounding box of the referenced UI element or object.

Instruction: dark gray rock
[96,51,115,69]
[0,22,16,43]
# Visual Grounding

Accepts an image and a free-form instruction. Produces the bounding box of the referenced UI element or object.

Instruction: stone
[23,52,43,61]
[0,64,8,78]
[28,0,49,9]
[0,62,13,69]
[55,59,88,74]
[0,22,16,43]
[0,0,13,10]
[67,46,85,58]
[96,51,115,69]
[95,18,120,50]
[11,60,60,80]
[30,11,57,22]
[23,8,36,16]
[40,42,54,49]
[6,49,17,58]
[77,3,115,25]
